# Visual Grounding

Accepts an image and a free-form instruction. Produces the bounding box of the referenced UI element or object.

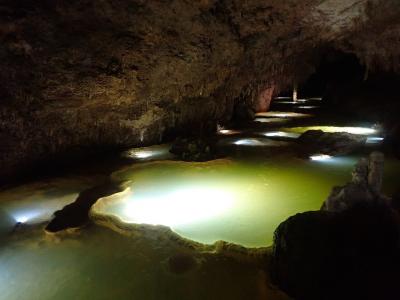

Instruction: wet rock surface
[270,205,400,300]
[322,152,389,212]
[46,181,125,232]
[271,152,400,299]
[1,0,399,180]
[167,252,198,275]
[297,130,366,157]
[170,137,220,162]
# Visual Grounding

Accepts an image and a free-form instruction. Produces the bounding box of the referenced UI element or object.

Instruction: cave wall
[0,0,399,179]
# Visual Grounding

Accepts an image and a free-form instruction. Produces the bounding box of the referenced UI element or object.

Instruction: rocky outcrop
[270,205,400,300]
[271,152,400,299]
[297,130,366,157]
[45,180,126,232]
[1,0,399,179]
[170,137,220,162]
[322,152,389,212]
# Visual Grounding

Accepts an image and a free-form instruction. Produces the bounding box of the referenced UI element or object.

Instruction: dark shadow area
[45,181,125,232]
[271,203,400,300]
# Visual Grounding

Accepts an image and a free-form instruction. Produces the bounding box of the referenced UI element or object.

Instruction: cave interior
[1,1,400,300]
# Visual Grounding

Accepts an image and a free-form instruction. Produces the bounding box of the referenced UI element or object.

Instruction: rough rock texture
[322,152,389,212]
[170,137,219,162]
[270,205,400,300]
[45,180,126,232]
[271,152,400,299]
[297,130,366,156]
[1,0,400,178]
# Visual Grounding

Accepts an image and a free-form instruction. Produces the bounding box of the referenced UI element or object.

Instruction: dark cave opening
[301,49,366,99]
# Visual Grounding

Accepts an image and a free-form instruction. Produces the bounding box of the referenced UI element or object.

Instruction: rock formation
[1,0,400,179]
[46,180,126,232]
[270,205,400,300]
[170,137,219,162]
[297,130,366,157]
[271,151,400,300]
[322,151,389,212]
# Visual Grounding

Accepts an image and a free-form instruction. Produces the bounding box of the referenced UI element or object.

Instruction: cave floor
[1,98,400,300]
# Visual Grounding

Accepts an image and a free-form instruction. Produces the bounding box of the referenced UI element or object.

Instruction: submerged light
[287,126,378,135]
[297,106,319,110]
[310,154,332,161]
[133,151,153,159]
[255,111,312,118]
[234,139,265,146]
[123,187,235,226]
[273,101,298,104]
[263,131,300,139]
[123,146,170,160]
[366,137,385,144]
[232,138,288,147]
[274,97,292,100]
[254,117,289,124]
[15,216,28,223]
[218,129,241,135]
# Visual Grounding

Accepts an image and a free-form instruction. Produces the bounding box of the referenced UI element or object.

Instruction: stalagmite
[322,152,388,212]
[292,83,298,101]
[368,151,385,193]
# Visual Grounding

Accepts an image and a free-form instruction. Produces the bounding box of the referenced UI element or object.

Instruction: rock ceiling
[0,0,399,178]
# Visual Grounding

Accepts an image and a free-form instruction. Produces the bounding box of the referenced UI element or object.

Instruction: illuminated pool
[254,117,290,124]
[283,125,378,135]
[122,144,173,161]
[255,111,313,118]
[89,156,400,247]
[0,107,398,300]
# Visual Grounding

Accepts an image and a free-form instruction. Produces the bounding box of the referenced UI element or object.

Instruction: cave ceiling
[0,0,399,178]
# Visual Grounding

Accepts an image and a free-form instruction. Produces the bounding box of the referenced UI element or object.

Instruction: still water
[0,98,399,299]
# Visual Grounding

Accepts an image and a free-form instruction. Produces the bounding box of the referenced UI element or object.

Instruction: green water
[98,154,400,247]
[0,99,399,299]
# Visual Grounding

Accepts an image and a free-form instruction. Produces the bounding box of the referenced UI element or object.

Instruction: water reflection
[284,126,378,135]
[263,131,300,139]
[255,111,312,118]
[218,137,290,147]
[254,117,289,124]
[122,144,172,161]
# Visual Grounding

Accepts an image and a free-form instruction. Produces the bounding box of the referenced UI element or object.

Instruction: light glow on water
[234,139,264,146]
[12,211,42,224]
[98,157,392,247]
[286,126,378,135]
[254,117,289,124]
[218,129,241,135]
[263,131,300,139]
[310,154,332,161]
[273,101,298,104]
[231,138,288,147]
[255,111,312,118]
[123,145,171,161]
[297,106,319,109]
[274,97,292,100]
[123,186,235,226]
[217,137,289,148]
[15,216,28,223]
[366,136,385,144]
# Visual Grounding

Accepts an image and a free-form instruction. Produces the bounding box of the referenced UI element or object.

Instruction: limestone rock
[368,151,385,192]
[297,130,366,157]
[46,181,125,232]
[170,137,219,162]
[1,0,399,180]
[322,152,389,212]
[270,205,400,300]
